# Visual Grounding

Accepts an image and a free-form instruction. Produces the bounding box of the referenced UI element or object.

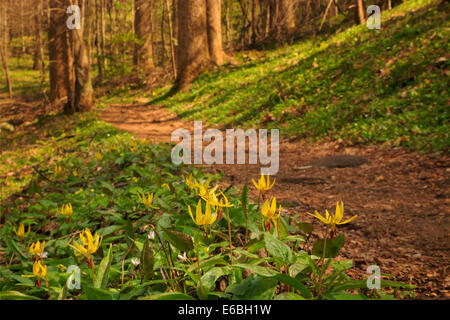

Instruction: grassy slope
[147,0,448,151]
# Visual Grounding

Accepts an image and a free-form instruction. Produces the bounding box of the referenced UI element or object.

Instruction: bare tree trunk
[134,0,154,74]
[165,0,177,77]
[268,0,277,37]
[86,0,93,67]
[48,0,69,102]
[101,0,107,71]
[173,0,209,93]
[20,0,25,54]
[161,0,167,62]
[95,0,103,81]
[225,0,231,45]
[355,0,366,25]
[33,0,46,71]
[277,0,296,41]
[0,0,13,98]
[319,0,334,31]
[65,0,94,113]
[251,0,257,45]
[206,0,224,66]
[259,0,270,39]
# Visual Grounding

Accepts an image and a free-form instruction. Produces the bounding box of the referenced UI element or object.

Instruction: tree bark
[206,0,224,66]
[65,0,94,113]
[33,0,45,71]
[134,0,154,74]
[173,0,209,93]
[48,0,69,102]
[0,0,13,98]
[355,0,366,25]
[277,0,296,41]
[165,0,177,77]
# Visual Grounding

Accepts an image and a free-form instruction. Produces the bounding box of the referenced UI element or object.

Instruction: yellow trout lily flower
[54,165,62,176]
[252,174,275,193]
[306,202,357,232]
[194,179,214,196]
[68,228,102,260]
[188,200,218,229]
[183,174,196,190]
[195,180,220,205]
[29,240,46,257]
[22,260,47,288]
[14,223,30,238]
[218,192,234,208]
[137,192,160,210]
[57,264,67,272]
[60,203,73,217]
[201,187,220,206]
[261,198,282,232]
[129,141,138,152]
[23,260,47,279]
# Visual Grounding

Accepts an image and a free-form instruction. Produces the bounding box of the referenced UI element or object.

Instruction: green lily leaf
[139,240,155,281]
[264,232,295,264]
[161,227,194,252]
[311,235,345,258]
[95,244,113,289]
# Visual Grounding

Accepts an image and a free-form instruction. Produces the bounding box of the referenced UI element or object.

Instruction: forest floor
[99,102,449,299]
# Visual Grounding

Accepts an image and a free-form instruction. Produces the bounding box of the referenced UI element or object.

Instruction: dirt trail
[99,103,450,299]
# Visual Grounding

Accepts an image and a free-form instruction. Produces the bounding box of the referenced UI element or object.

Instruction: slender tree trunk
[86,0,93,67]
[251,0,257,45]
[161,0,167,62]
[101,0,107,71]
[206,0,224,66]
[260,0,270,39]
[20,0,25,54]
[108,0,114,61]
[134,0,154,74]
[0,0,13,98]
[225,0,231,45]
[33,0,45,71]
[165,0,177,77]
[355,0,366,25]
[268,0,277,37]
[173,0,209,93]
[95,0,103,80]
[319,0,334,31]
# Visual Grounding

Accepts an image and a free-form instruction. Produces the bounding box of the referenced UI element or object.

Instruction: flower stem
[44,275,52,300]
[196,228,205,298]
[91,258,96,286]
[226,207,233,265]
[317,226,329,298]
[257,193,262,231]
